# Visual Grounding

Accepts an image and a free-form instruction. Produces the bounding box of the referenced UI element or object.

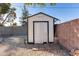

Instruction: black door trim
[33,21,49,44]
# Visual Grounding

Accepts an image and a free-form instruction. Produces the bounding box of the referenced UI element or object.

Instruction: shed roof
[27,12,59,21]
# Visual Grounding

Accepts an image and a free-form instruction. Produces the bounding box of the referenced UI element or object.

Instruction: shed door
[34,22,48,43]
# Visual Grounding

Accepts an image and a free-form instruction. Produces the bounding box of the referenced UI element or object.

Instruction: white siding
[28,13,54,43]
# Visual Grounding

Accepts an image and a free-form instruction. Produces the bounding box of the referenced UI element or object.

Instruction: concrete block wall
[56,19,79,51]
[0,26,27,37]
[12,26,27,36]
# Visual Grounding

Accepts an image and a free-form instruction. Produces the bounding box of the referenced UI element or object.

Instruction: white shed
[27,12,58,44]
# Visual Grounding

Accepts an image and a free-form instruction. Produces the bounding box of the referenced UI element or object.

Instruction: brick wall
[56,19,79,51]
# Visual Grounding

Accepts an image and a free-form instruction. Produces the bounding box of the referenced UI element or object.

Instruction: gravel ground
[0,36,70,56]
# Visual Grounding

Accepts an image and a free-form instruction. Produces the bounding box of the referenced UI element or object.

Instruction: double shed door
[33,21,49,43]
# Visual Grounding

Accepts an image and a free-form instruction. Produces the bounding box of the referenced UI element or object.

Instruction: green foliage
[21,4,29,20]
[20,4,29,26]
[0,3,11,26]
[0,3,11,14]
[25,3,56,7]
[3,7,16,26]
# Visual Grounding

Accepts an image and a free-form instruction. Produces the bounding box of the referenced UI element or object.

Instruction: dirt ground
[0,42,69,56]
[0,36,70,56]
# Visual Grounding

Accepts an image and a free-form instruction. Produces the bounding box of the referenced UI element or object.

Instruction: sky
[11,3,79,25]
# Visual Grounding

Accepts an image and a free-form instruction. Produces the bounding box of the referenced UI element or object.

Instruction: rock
[70,49,79,56]
[32,48,38,51]
[73,50,79,56]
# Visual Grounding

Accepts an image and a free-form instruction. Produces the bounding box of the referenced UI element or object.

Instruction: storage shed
[27,12,58,44]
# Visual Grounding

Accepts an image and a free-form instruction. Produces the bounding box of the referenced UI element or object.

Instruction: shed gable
[28,12,54,19]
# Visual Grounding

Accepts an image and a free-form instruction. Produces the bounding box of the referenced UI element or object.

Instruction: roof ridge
[27,12,59,21]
